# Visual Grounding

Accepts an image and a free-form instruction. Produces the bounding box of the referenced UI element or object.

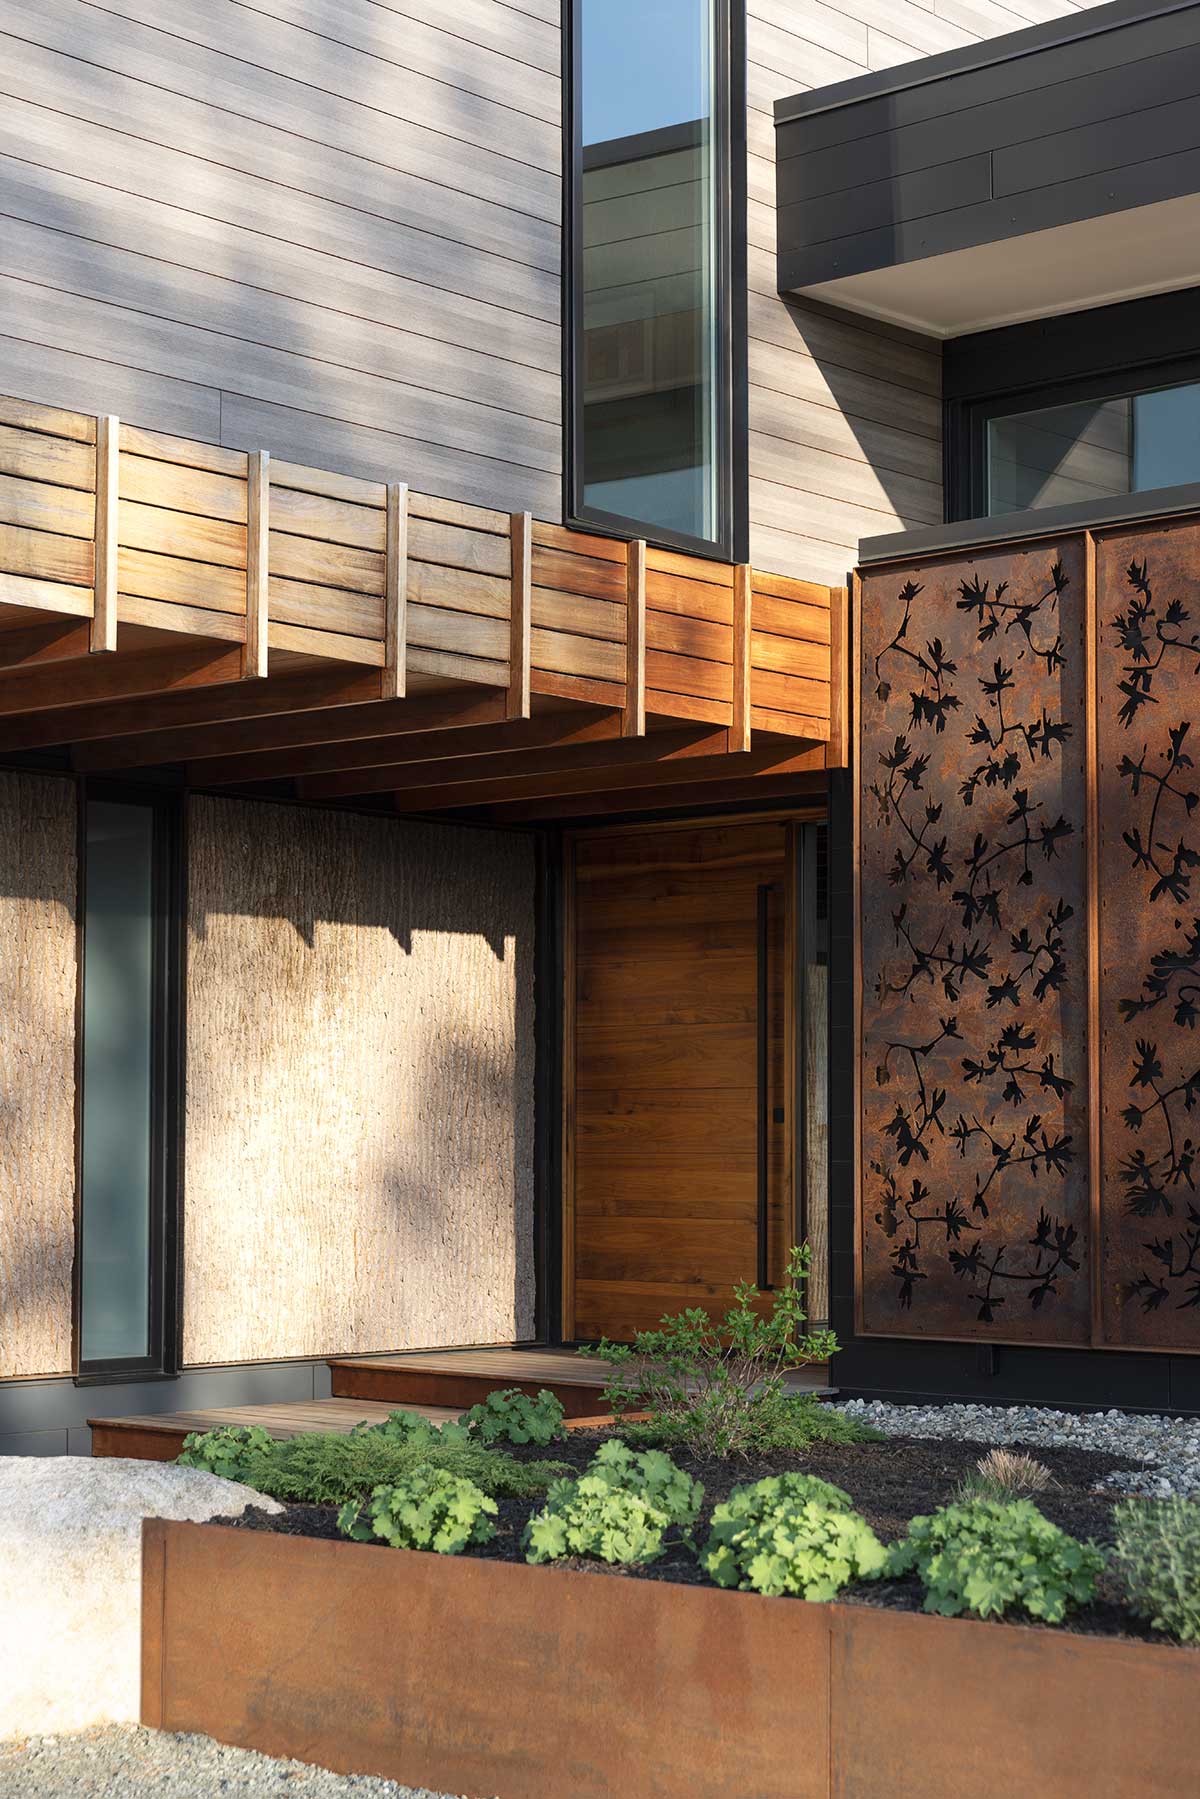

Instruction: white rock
[0,1456,279,1740]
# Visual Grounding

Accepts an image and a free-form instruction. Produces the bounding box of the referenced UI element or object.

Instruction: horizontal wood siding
[747,0,1098,586]
[0,0,561,518]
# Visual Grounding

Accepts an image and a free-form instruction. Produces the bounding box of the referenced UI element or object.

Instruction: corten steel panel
[1097,520,1200,1349]
[829,1606,1200,1799]
[144,1521,830,1799]
[858,541,1091,1343]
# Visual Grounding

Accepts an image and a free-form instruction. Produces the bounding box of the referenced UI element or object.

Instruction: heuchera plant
[589,1244,838,1458]
[337,1467,498,1555]
[888,1499,1103,1622]
[523,1476,669,1567]
[176,1425,275,1483]
[702,1473,886,1599]
[462,1387,566,1447]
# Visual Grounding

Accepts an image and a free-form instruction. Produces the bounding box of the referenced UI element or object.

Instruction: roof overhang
[775,0,1200,339]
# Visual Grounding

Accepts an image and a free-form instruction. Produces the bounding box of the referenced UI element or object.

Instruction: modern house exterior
[1,0,1197,1458]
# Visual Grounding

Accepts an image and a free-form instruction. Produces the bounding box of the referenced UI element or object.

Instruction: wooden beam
[20,667,384,760]
[489,761,829,823]
[92,414,118,654]
[244,449,269,680]
[507,511,531,720]
[0,618,92,671]
[301,724,724,802]
[382,739,822,815]
[196,706,621,788]
[624,539,646,738]
[732,564,752,754]
[73,684,504,772]
[382,482,408,701]
[0,642,244,719]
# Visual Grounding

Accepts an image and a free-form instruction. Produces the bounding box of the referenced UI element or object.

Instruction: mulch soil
[219,1426,1182,1644]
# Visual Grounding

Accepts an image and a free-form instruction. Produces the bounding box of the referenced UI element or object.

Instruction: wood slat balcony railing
[0,392,846,815]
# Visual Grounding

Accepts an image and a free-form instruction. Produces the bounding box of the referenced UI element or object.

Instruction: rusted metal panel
[829,1606,1200,1799]
[858,541,1091,1343]
[145,1521,831,1799]
[1096,520,1200,1349]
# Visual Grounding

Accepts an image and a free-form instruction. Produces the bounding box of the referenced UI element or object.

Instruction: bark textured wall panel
[0,771,77,1379]
[183,798,535,1365]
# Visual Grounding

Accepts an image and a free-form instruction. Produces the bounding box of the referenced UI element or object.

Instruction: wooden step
[88,1398,459,1462]
[327,1347,617,1416]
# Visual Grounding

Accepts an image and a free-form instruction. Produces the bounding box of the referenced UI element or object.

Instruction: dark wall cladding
[1097,521,1200,1346]
[859,541,1091,1346]
[859,516,1200,1358]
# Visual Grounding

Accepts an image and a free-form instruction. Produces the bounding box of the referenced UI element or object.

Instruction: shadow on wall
[0,1,563,514]
[182,795,538,1366]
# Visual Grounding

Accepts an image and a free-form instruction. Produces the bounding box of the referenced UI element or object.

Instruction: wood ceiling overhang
[0,393,844,820]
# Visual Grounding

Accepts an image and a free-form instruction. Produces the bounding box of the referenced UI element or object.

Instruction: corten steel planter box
[142,1520,1200,1799]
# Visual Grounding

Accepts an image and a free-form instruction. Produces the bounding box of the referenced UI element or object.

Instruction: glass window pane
[579,0,720,544]
[986,380,1200,516]
[79,800,155,1364]
[1134,382,1200,491]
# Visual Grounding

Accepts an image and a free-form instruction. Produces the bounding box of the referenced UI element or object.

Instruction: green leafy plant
[888,1500,1103,1622]
[251,1433,567,1506]
[588,1439,704,1533]
[623,1392,882,1457]
[461,1388,566,1447]
[701,1473,886,1599]
[1112,1496,1200,1643]
[523,1476,669,1566]
[175,1425,275,1482]
[338,1467,498,1554]
[351,1408,470,1448]
[588,1244,838,1458]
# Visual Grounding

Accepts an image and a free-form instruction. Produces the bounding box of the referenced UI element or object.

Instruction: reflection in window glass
[578,0,721,545]
[79,801,155,1364]
[986,380,1200,516]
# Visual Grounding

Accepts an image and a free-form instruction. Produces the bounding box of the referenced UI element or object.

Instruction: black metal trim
[533,827,565,1344]
[563,0,746,563]
[756,880,774,1291]
[942,285,1200,525]
[74,781,185,1383]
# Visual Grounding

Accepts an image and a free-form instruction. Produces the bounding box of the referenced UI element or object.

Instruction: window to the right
[986,379,1200,517]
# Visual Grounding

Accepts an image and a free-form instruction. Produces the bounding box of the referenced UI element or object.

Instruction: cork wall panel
[0,771,77,1378]
[858,541,1091,1344]
[183,797,535,1364]
[1097,521,1200,1347]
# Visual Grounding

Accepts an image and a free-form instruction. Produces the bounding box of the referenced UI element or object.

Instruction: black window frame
[564,0,748,563]
[73,781,186,1384]
[944,286,1200,523]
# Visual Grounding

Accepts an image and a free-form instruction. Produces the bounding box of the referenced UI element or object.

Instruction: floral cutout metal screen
[859,522,1200,1351]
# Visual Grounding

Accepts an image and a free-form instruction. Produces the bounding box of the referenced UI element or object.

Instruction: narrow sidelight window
[569,0,740,556]
[77,791,181,1377]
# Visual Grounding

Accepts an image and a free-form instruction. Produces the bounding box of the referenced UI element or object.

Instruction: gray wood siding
[0,0,562,516]
[748,0,1106,583]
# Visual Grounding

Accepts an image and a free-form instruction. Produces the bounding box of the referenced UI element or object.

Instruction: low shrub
[589,1244,838,1459]
[956,1447,1056,1505]
[524,1476,669,1566]
[338,1467,497,1554]
[1112,1496,1200,1644]
[700,1472,886,1600]
[622,1393,883,1458]
[888,1499,1103,1623]
[588,1439,704,1533]
[461,1388,566,1447]
[178,1427,567,1506]
[352,1409,469,1448]
[175,1425,276,1483]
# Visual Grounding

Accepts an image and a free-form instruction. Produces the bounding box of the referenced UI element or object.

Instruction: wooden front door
[565,819,794,1342]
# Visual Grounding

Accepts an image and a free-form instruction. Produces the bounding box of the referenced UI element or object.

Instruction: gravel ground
[834,1400,1200,1498]
[0,1727,470,1798]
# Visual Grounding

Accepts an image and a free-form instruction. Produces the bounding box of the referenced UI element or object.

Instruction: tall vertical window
[569,0,741,556]
[77,791,181,1377]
